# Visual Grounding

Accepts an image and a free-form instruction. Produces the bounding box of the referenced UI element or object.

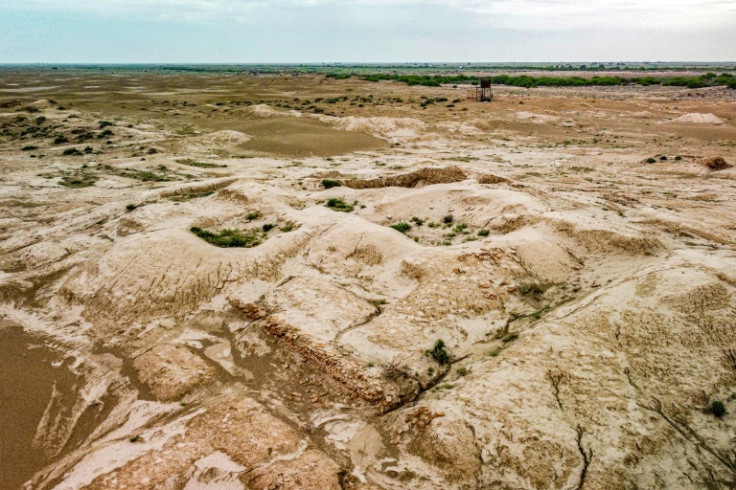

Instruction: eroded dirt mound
[344,166,467,189]
[477,173,510,184]
[672,113,725,124]
[702,156,732,170]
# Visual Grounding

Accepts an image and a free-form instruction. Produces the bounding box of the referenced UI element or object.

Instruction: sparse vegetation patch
[325,198,354,212]
[190,226,263,248]
[428,339,451,365]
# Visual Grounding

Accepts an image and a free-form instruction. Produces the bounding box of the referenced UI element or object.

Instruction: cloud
[4,0,734,29]
[1,0,734,62]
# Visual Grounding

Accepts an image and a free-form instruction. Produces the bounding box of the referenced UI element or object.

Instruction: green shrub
[62,148,82,156]
[262,223,275,232]
[502,331,519,343]
[390,222,412,233]
[115,169,170,182]
[489,346,503,357]
[246,211,260,220]
[443,215,454,224]
[322,179,341,189]
[711,400,726,418]
[54,135,68,144]
[478,229,490,237]
[519,282,549,295]
[280,224,294,232]
[59,172,97,188]
[429,339,450,365]
[175,158,227,169]
[126,204,137,211]
[21,145,38,151]
[456,367,468,376]
[190,227,262,248]
[325,198,354,212]
[646,158,656,164]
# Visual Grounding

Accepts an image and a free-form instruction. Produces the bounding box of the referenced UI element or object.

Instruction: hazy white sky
[1,0,734,62]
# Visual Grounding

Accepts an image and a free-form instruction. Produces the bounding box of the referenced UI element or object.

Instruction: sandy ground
[1,70,736,489]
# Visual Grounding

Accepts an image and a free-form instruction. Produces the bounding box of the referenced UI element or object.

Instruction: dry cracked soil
[1,69,736,489]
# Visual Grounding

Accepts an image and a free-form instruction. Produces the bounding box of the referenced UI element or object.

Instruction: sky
[0,0,734,63]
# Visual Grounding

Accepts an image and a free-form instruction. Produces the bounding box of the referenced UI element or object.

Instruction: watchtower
[475,77,493,102]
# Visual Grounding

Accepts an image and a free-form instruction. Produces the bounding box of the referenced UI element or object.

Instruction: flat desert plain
[1,69,736,489]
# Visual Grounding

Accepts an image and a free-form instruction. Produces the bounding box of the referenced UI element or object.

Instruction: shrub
[443,215,454,224]
[429,339,450,365]
[456,367,468,376]
[390,222,411,233]
[99,120,114,129]
[126,204,137,211]
[646,158,656,164]
[176,159,226,169]
[54,135,68,144]
[478,229,490,237]
[489,346,503,357]
[246,211,260,220]
[384,361,404,381]
[279,224,294,232]
[59,174,97,188]
[62,148,82,156]
[322,179,341,189]
[519,282,549,296]
[190,227,262,248]
[411,216,424,226]
[325,198,354,212]
[502,331,519,343]
[711,400,726,418]
[21,145,38,151]
[262,223,275,232]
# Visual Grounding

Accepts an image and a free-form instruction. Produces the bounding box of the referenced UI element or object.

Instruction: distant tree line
[325,72,736,89]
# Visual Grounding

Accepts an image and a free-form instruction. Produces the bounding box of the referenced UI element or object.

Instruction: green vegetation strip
[327,72,736,89]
